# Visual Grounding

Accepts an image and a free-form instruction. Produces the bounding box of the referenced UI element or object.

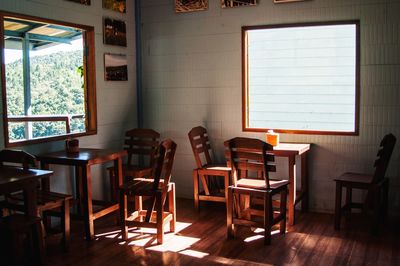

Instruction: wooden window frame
[242,21,360,135]
[0,11,97,147]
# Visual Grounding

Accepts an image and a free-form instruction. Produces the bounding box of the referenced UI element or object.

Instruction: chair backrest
[188,126,214,168]
[224,137,276,189]
[0,149,36,170]
[124,128,160,167]
[151,139,177,192]
[372,133,396,184]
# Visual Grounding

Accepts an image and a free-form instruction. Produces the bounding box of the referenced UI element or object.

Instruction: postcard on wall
[221,0,257,8]
[175,0,208,13]
[104,53,128,81]
[103,18,127,47]
[65,0,91,5]
[103,0,126,13]
[274,0,308,3]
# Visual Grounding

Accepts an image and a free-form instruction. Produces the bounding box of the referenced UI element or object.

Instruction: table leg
[334,181,342,230]
[301,153,309,212]
[114,157,123,201]
[288,155,296,226]
[75,166,83,216]
[81,164,94,241]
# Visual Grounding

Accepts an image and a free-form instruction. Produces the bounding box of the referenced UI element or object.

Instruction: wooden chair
[0,149,72,250]
[0,214,45,265]
[108,128,160,201]
[225,137,288,245]
[334,133,396,233]
[188,126,231,210]
[119,139,177,244]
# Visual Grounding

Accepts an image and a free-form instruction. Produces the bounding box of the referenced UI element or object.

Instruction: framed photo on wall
[103,0,126,13]
[274,0,308,3]
[221,0,257,8]
[104,53,128,81]
[175,0,208,13]
[65,0,91,5]
[103,18,127,46]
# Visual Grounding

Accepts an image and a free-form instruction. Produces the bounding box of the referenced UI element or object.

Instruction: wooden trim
[241,20,360,136]
[0,11,97,147]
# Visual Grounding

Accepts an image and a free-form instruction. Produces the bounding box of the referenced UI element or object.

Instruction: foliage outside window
[242,21,360,135]
[1,12,97,147]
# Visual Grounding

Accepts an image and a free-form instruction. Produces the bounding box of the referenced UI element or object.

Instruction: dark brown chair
[119,139,177,244]
[334,133,396,233]
[225,137,288,245]
[188,126,231,210]
[0,150,45,265]
[108,128,160,201]
[0,149,72,250]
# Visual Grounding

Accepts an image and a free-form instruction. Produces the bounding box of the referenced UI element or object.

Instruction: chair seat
[198,164,231,171]
[236,178,289,190]
[120,178,170,196]
[8,190,72,211]
[334,172,373,184]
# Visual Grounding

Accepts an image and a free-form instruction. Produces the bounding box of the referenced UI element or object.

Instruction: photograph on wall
[221,0,257,8]
[103,0,126,13]
[104,53,128,81]
[103,18,127,46]
[65,0,91,5]
[274,0,308,3]
[175,0,208,13]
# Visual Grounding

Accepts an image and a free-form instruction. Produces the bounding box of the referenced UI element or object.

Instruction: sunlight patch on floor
[178,249,209,258]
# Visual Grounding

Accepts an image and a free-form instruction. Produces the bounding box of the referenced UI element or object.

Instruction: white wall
[141,0,400,214]
[0,0,137,199]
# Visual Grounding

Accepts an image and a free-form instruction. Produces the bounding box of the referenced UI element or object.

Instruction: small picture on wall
[175,0,208,13]
[103,18,127,47]
[274,0,308,3]
[65,0,91,5]
[221,0,257,8]
[104,53,128,81]
[103,0,126,13]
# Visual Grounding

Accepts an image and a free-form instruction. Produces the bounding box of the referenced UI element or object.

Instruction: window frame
[242,20,360,135]
[0,11,97,147]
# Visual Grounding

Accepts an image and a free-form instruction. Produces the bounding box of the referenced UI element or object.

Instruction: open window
[0,12,97,147]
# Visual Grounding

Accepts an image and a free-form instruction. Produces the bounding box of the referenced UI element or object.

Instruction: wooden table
[269,143,310,226]
[0,167,53,217]
[36,148,127,241]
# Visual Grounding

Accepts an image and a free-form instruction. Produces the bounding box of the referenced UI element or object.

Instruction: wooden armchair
[334,133,396,233]
[108,128,160,201]
[119,139,177,244]
[0,149,72,250]
[188,126,231,210]
[225,137,288,245]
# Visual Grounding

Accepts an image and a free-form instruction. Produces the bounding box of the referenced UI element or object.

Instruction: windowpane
[1,13,97,146]
[243,22,359,134]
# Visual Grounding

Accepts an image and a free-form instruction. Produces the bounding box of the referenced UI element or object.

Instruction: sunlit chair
[188,126,231,210]
[108,128,160,201]
[334,133,396,233]
[0,149,72,250]
[119,139,177,244]
[225,137,288,245]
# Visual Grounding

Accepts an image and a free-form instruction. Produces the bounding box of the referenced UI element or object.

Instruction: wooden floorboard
[45,199,400,266]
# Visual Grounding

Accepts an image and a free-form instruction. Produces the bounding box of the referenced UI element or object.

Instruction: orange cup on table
[266,130,279,146]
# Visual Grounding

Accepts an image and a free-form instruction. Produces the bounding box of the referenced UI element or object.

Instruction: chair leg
[135,196,143,222]
[224,172,230,206]
[31,218,46,266]
[382,179,389,221]
[108,168,116,203]
[62,199,70,251]
[372,185,381,234]
[120,191,128,241]
[193,170,199,211]
[280,188,287,235]
[168,183,176,233]
[227,187,234,239]
[334,181,343,230]
[264,193,273,245]
[156,193,164,244]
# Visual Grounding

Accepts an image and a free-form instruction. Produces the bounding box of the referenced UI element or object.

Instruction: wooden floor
[45,199,400,266]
